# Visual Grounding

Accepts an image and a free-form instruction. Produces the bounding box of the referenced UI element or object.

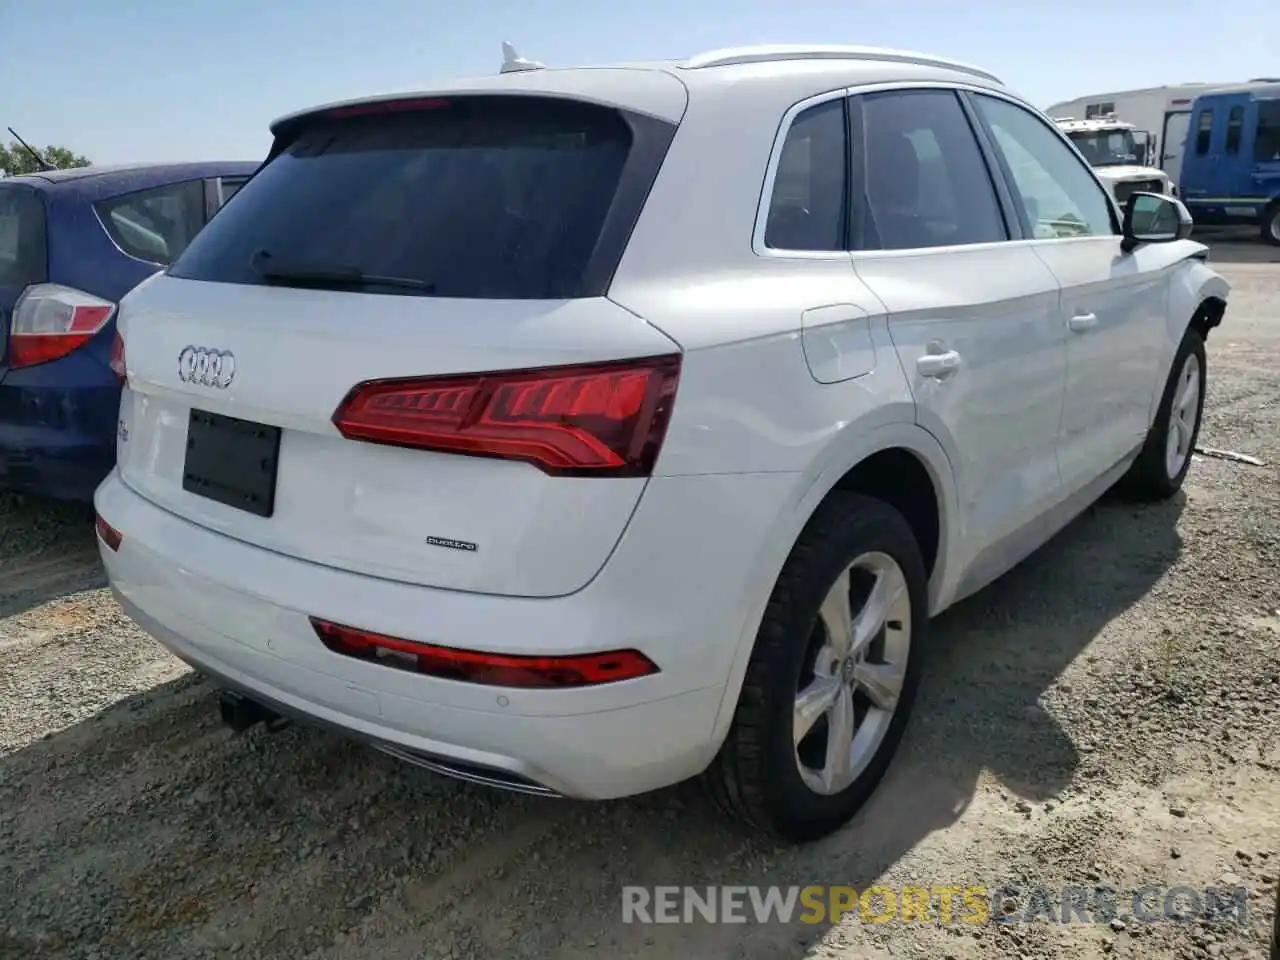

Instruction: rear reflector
[311,618,659,688]
[331,354,681,476]
[95,513,122,552]
[10,283,116,369]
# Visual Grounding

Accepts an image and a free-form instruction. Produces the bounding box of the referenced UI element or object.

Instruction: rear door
[0,184,48,374]
[115,91,685,599]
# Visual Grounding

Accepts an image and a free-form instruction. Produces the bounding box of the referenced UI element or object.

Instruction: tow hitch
[217,690,291,733]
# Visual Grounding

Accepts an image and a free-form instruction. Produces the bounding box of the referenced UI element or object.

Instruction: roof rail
[680,44,1002,84]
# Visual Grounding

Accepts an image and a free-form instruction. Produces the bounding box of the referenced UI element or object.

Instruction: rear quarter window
[168,96,670,300]
[95,180,207,265]
[0,187,47,287]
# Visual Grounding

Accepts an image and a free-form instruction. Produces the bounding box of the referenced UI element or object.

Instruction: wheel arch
[1190,294,1228,342]
[1262,196,1280,245]
[1172,261,1229,342]
[1146,259,1230,425]
[704,419,960,752]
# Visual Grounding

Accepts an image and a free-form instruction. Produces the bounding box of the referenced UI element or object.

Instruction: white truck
[1045,81,1279,182]
[1052,115,1175,205]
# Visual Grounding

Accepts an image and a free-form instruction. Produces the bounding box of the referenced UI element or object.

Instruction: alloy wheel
[793,551,913,796]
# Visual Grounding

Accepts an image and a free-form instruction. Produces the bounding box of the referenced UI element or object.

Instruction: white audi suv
[94,44,1229,840]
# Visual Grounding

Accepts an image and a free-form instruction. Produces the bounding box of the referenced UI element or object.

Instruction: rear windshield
[0,187,47,288]
[168,96,641,299]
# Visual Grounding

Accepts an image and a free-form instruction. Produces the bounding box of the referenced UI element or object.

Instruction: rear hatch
[0,184,48,373]
[116,92,683,598]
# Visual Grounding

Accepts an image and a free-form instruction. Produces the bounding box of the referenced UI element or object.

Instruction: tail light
[10,283,116,369]
[109,332,126,382]
[311,618,659,688]
[331,354,681,477]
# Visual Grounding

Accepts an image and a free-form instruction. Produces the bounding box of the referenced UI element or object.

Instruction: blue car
[0,161,260,500]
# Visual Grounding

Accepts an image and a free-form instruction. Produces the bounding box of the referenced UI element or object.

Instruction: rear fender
[704,418,958,753]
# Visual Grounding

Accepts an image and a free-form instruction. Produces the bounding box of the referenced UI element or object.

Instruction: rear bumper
[0,362,119,501]
[115,592,719,798]
[95,466,801,798]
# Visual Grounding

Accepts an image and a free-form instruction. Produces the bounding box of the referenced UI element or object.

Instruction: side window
[96,180,206,265]
[1195,110,1214,155]
[763,99,847,252]
[1225,106,1245,154]
[1256,100,1280,162]
[219,178,246,205]
[854,89,1006,251]
[1085,102,1115,119]
[971,95,1116,240]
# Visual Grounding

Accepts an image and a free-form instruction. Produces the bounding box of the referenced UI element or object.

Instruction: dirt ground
[2,234,1278,960]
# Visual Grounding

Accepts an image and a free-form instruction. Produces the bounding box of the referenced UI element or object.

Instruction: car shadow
[0,488,1184,959]
[0,492,104,619]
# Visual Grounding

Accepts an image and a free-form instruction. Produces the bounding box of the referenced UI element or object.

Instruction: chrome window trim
[752,79,1123,259]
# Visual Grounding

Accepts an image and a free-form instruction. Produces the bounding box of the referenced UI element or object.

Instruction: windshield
[1066,129,1147,167]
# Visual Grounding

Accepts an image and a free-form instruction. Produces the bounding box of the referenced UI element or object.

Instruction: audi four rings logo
[177,346,236,389]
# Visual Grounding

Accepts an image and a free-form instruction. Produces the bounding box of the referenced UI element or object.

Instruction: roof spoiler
[265,40,548,155]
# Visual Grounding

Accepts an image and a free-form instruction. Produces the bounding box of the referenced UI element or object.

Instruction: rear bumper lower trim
[115,591,571,798]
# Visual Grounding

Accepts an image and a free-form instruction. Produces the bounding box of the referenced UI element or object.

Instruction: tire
[702,492,928,842]
[1262,203,1280,247]
[1119,326,1207,501]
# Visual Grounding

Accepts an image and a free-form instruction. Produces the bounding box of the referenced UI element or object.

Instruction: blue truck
[1178,80,1280,245]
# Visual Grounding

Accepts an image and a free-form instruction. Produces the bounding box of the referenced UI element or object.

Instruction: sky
[0,0,1275,166]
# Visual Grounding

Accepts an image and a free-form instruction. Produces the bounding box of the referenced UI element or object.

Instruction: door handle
[916,349,961,379]
[1069,312,1098,332]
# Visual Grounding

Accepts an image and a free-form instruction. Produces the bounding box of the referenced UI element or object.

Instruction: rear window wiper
[249,248,435,292]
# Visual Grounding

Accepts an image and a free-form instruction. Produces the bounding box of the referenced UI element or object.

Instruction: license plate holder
[182,409,281,517]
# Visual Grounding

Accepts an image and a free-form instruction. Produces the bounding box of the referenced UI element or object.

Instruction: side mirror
[1121,192,1193,252]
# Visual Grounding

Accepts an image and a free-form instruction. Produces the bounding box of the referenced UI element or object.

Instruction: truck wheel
[702,493,928,842]
[1263,203,1280,247]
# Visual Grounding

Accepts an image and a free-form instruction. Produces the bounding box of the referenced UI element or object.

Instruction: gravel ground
[2,238,1278,960]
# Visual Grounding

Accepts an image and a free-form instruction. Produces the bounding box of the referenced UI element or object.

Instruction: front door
[968,92,1172,496]
[1160,110,1191,181]
[846,88,1067,572]
[1179,99,1224,206]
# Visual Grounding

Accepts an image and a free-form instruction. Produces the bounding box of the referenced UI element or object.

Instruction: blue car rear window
[0,187,48,287]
